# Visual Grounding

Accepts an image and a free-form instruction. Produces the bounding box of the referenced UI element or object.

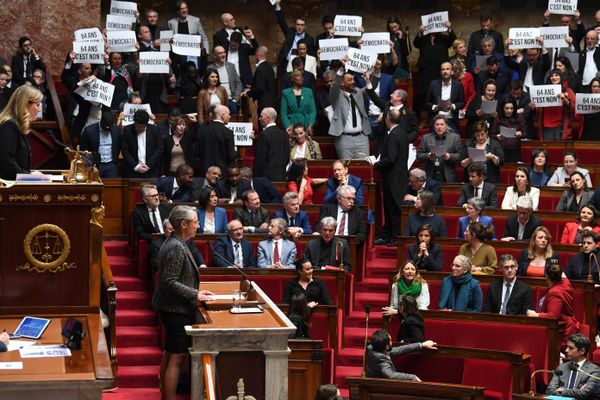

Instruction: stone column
[264,348,291,399]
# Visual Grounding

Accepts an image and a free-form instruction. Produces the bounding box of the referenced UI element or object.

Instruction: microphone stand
[529,368,563,396]
[361,305,371,377]
[587,252,598,283]
[337,241,344,271]
[208,242,257,301]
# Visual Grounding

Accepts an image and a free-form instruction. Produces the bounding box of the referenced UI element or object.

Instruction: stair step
[110,259,136,277]
[343,311,384,328]
[355,278,389,293]
[104,241,130,256]
[337,347,365,366]
[368,245,400,259]
[116,291,152,309]
[114,275,148,292]
[335,365,363,389]
[354,292,389,311]
[367,266,398,279]
[343,327,380,348]
[116,309,158,326]
[116,326,160,347]
[118,346,163,366]
[117,365,160,388]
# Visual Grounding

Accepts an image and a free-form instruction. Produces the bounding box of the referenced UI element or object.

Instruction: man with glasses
[212,219,256,268]
[501,196,543,241]
[484,254,533,315]
[11,36,46,86]
[316,185,367,246]
[304,217,351,272]
[132,185,170,242]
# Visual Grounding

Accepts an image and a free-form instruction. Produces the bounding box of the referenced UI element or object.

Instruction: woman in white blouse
[502,167,540,210]
[383,260,430,312]
[547,151,593,188]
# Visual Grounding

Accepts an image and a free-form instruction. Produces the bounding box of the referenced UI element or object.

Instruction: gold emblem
[9,194,38,202]
[57,194,87,202]
[17,224,77,273]
[91,205,105,228]
[43,194,52,203]
[91,194,100,203]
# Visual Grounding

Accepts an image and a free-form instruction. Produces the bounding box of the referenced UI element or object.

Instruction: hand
[0,332,8,346]
[485,152,496,161]
[199,264,207,268]
[418,25,425,34]
[473,66,481,75]
[308,301,318,308]
[442,153,450,161]
[445,21,451,30]
[382,306,398,316]
[528,102,536,110]
[272,261,284,269]
[363,71,371,83]
[575,10,581,20]
[505,38,512,48]
[154,38,161,48]
[421,340,438,350]
[427,152,436,160]
[526,309,539,317]
[536,36,544,46]
[259,222,268,230]
[471,266,481,273]
[187,114,197,123]
[543,10,551,20]
[415,376,422,382]
[566,35,573,45]
[340,55,348,65]
[501,237,515,242]
[476,109,484,117]
[243,28,254,39]
[515,131,522,138]
[197,290,215,302]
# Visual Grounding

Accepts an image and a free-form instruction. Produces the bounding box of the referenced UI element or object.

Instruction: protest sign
[529,84,562,107]
[106,14,135,31]
[548,0,577,15]
[361,32,390,54]
[109,0,137,18]
[171,34,202,56]
[160,30,173,52]
[73,41,105,64]
[228,122,253,146]
[318,38,348,61]
[106,30,137,52]
[539,26,569,48]
[421,11,449,35]
[74,80,115,108]
[575,93,600,114]
[74,27,103,43]
[122,104,153,126]
[345,47,377,73]
[334,15,362,37]
[508,28,541,49]
[139,52,170,74]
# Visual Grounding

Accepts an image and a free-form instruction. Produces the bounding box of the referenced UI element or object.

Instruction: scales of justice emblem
[17,224,77,273]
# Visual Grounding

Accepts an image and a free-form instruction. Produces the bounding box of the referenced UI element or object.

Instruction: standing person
[0,85,42,180]
[227,31,259,89]
[245,46,277,114]
[504,38,550,92]
[417,116,465,183]
[578,30,600,90]
[272,0,316,74]
[532,69,575,140]
[208,46,242,115]
[460,121,504,185]
[253,107,289,182]
[579,77,600,140]
[424,61,465,132]
[0,69,14,112]
[386,16,410,77]
[196,68,228,122]
[151,205,214,400]
[374,108,414,246]
[464,80,498,139]
[467,15,505,59]
[280,69,316,132]
[450,59,475,115]
[193,105,237,178]
[121,110,164,178]
[168,1,209,51]
[11,36,46,87]
[289,123,322,160]
[491,97,527,163]
[484,254,533,315]
[163,116,195,176]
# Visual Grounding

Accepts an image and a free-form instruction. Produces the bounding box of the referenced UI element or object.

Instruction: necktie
[337,212,346,235]
[500,282,511,315]
[250,211,257,227]
[350,96,357,128]
[234,243,242,267]
[567,364,578,389]
[290,217,295,227]
[553,47,559,63]
[273,241,280,264]
[474,187,479,198]
[151,209,160,232]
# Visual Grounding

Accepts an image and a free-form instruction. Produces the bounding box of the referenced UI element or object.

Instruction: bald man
[213,12,246,49]
[193,105,237,177]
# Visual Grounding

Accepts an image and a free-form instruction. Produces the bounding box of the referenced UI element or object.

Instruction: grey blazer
[547,360,600,398]
[417,131,465,183]
[556,190,594,212]
[365,343,421,380]
[168,15,209,50]
[207,62,242,101]
[328,73,371,137]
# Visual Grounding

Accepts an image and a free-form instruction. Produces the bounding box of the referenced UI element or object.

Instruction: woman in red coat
[560,205,600,245]
[532,69,576,140]
[527,263,579,346]
[450,59,475,119]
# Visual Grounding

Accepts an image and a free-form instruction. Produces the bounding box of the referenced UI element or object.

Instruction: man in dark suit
[374,108,417,245]
[245,46,277,114]
[272,0,315,73]
[304,217,351,272]
[457,163,498,208]
[212,12,246,50]
[565,231,600,283]
[546,334,600,398]
[366,328,437,380]
[484,254,533,315]
[233,190,270,233]
[121,110,164,178]
[79,111,121,178]
[227,31,259,88]
[216,166,251,204]
[253,107,289,182]
[155,164,196,203]
[417,116,465,183]
[0,70,14,112]
[467,15,505,59]
[475,56,510,96]
[132,185,170,242]
[212,219,256,268]
[11,36,46,86]
[502,196,543,241]
[578,30,600,89]
[424,61,465,131]
[316,186,367,246]
[314,15,335,75]
[403,168,443,206]
[239,167,281,204]
[504,37,550,90]
[274,192,313,239]
[193,105,237,178]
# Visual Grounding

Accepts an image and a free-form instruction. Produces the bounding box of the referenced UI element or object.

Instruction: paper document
[468,147,486,162]
[19,345,72,358]
[230,307,264,314]
[480,99,498,115]
[0,362,23,369]
[7,340,37,352]
[366,155,379,165]
[207,294,234,300]
[499,126,517,138]
[430,145,447,157]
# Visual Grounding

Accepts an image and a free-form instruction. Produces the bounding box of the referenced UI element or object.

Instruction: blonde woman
[383,260,430,313]
[0,85,43,179]
[517,226,558,277]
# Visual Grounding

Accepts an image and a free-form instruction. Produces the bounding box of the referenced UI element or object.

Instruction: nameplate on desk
[229,306,264,314]
[19,345,72,358]
[0,362,23,370]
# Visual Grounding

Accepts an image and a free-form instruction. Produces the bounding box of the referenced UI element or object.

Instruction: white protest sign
[539,26,569,48]
[160,30,173,52]
[421,11,449,35]
[529,84,562,107]
[122,103,153,126]
[334,15,362,37]
[74,80,115,107]
[575,93,600,114]
[228,122,253,146]
[106,30,137,52]
[548,0,577,15]
[110,0,137,18]
[171,34,202,56]
[73,41,105,64]
[509,28,541,49]
[318,38,348,61]
[361,32,390,54]
[106,14,136,31]
[345,47,377,73]
[139,52,170,74]
[74,27,103,43]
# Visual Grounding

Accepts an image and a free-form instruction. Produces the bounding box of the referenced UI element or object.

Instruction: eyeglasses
[502,265,517,270]
[146,194,159,198]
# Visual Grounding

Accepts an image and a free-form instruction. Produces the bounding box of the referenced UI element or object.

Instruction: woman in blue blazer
[196,187,228,234]
[280,70,317,131]
[457,197,496,239]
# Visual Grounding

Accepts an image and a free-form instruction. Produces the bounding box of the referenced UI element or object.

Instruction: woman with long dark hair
[560,205,600,245]
[554,55,581,93]
[491,97,527,163]
[286,158,327,204]
[528,148,552,186]
[196,68,227,122]
[502,167,540,210]
[556,171,594,212]
[532,69,576,140]
[287,292,311,338]
[407,224,442,271]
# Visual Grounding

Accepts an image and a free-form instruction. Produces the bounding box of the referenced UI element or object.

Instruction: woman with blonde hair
[383,260,430,314]
[0,85,43,180]
[518,226,559,277]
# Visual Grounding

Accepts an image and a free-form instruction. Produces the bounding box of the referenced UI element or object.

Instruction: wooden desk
[347,377,485,400]
[0,315,113,400]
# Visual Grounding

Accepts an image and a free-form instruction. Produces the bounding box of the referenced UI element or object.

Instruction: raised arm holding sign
[548,0,577,15]
[334,15,362,37]
[420,11,449,35]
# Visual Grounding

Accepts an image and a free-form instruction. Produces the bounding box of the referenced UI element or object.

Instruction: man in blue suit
[79,111,121,178]
[274,192,313,239]
[257,218,297,268]
[155,164,196,203]
[212,220,256,268]
[239,167,282,204]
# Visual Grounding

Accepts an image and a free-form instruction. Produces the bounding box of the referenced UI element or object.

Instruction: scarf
[397,278,422,298]
[439,273,474,311]
[110,66,133,95]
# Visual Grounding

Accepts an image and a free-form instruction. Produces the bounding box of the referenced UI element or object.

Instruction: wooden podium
[188,281,296,400]
[0,180,113,398]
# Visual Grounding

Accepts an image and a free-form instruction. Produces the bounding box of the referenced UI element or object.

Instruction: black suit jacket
[193,121,237,177]
[248,61,277,113]
[11,53,46,86]
[155,176,194,202]
[316,204,367,246]
[275,9,316,68]
[132,204,170,242]
[78,122,121,168]
[216,179,252,202]
[253,125,289,182]
[233,206,270,231]
[424,79,465,122]
[578,46,600,82]
[212,236,256,268]
[503,214,543,241]
[483,278,533,315]
[404,178,443,206]
[304,236,351,272]
[457,182,498,208]
[0,119,31,180]
[121,124,164,178]
[504,52,551,87]
[162,132,195,175]
[248,177,282,204]
[213,26,244,49]
[565,251,600,283]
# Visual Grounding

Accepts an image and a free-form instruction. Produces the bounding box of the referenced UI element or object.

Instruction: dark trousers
[99,162,119,178]
[380,181,402,239]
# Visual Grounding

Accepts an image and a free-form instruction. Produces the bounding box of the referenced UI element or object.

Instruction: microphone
[208,241,257,301]
[588,252,598,283]
[529,368,563,396]
[337,241,345,271]
[569,362,600,382]
[361,304,371,377]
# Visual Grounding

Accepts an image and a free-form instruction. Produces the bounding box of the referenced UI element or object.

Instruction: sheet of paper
[207,294,234,300]
[430,145,447,157]
[230,307,264,314]
[475,55,490,71]
[480,99,498,114]
[19,345,72,358]
[499,126,517,138]
[0,362,23,369]
[7,340,37,352]
[468,147,487,162]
